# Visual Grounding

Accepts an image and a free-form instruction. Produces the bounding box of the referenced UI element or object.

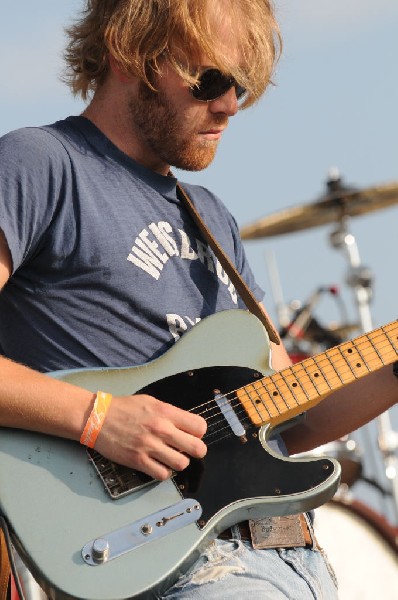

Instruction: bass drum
[314,498,398,599]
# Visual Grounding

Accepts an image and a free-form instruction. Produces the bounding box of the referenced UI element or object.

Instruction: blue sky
[1,0,398,336]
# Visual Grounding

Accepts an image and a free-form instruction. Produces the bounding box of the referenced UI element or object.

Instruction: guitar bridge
[87,449,154,499]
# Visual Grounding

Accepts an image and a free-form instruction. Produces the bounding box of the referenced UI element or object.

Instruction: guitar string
[195,364,386,435]
[186,333,398,444]
[200,346,394,435]
[196,358,390,444]
[183,329,396,447]
[191,331,398,417]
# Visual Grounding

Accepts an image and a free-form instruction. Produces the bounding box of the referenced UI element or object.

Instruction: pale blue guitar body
[0,310,342,599]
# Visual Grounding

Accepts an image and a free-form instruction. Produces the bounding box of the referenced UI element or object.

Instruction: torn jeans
[160,537,338,600]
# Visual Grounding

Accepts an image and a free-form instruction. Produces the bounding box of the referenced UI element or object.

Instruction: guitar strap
[0,529,10,600]
[176,183,280,345]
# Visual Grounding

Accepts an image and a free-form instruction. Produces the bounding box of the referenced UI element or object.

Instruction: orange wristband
[80,391,113,448]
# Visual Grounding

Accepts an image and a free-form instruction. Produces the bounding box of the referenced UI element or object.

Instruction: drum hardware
[329,209,398,524]
[377,418,398,491]
[326,322,360,339]
[244,172,398,524]
[314,497,398,600]
[358,474,395,498]
[279,283,359,361]
[264,249,292,330]
[280,289,353,350]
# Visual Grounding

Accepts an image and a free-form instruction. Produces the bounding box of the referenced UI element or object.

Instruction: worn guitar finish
[0,310,397,600]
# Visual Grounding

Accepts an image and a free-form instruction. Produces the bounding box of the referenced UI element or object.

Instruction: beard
[128,81,226,171]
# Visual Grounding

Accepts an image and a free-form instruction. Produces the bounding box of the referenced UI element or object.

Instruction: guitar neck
[237,321,398,427]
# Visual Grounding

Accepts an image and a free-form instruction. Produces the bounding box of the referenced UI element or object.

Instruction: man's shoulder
[180,180,237,227]
[0,121,72,165]
[180,181,228,212]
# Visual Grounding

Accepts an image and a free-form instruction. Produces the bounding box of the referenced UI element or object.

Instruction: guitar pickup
[81,499,202,566]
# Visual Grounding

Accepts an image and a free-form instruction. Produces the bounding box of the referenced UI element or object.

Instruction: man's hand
[95,394,207,480]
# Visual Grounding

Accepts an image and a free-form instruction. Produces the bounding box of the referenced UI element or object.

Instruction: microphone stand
[329,217,398,524]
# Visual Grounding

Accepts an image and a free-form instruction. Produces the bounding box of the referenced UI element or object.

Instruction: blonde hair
[64,0,282,108]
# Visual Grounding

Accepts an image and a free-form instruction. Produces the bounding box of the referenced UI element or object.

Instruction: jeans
[160,538,338,600]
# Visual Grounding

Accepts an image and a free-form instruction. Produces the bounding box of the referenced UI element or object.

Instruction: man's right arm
[0,230,207,480]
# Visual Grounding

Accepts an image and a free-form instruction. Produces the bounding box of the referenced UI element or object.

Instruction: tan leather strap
[176,183,280,344]
[0,529,11,600]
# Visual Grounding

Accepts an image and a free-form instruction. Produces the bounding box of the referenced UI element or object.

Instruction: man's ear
[108,54,131,83]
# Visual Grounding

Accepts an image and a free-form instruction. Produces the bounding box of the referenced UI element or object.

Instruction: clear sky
[1,0,398,526]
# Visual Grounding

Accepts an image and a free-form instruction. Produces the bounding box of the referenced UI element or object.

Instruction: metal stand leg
[329,219,398,524]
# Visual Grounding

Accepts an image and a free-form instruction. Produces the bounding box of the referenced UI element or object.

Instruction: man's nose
[208,86,239,116]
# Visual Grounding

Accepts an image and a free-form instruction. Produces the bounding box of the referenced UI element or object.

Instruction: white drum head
[315,500,398,599]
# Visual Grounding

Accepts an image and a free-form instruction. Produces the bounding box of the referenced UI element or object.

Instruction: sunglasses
[190,68,246,102]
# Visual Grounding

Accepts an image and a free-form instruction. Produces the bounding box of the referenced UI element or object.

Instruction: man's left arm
[282,364,397,455]
[262,304,398,456]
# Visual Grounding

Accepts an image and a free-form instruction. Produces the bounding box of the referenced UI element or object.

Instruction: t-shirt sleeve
[0,128,64,273]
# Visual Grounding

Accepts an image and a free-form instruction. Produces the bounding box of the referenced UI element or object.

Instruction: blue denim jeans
[160,538,338,600]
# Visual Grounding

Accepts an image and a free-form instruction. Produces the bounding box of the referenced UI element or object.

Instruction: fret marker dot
[272,391,278,397]
[292,382,298,387]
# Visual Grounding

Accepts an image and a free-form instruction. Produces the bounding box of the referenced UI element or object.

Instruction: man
[0,1,396,598]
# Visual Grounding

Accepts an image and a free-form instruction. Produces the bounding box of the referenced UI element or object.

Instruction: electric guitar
[0,309,397,599]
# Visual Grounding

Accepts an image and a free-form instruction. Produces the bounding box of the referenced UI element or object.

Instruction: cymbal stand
[265,250,292,329]
[329,218,398,524]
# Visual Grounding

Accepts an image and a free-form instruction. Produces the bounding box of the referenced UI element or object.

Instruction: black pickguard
[139,366,337,526]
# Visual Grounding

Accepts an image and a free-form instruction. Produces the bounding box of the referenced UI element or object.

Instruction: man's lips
[199,128,225,140]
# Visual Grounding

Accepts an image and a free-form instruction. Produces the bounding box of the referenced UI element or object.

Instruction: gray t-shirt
[0,116,264,373]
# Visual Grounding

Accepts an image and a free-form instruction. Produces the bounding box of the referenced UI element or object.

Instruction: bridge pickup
[87,448,154,499]
[82,499,202,566]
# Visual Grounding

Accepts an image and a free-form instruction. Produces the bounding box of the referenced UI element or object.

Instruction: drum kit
[241,171,398,597]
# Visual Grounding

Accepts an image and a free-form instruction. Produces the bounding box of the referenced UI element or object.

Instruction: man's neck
[82,89,169,176]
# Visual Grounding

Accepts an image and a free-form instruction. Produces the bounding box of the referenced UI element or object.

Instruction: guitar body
[0,310,340,600]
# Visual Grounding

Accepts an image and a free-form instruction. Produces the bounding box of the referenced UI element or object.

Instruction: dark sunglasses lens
[191,69,236,101]
[235,84,246,100]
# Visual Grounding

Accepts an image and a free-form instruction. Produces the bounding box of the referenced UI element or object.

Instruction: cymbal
[240,181,398,239]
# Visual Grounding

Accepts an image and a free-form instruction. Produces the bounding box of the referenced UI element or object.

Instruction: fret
[237,383,273,425]
[367,335,385,363]
[371,325,398,363]
[312,354,337,389]
[337,341,370,378]
[353,340,371,370]
[257,377,289,415]
[355,326,397,368]
[322,352,345,385]
[289,362,319,401]
[299,357,332,395]
[324,346,357,384]
[276,368,309,405]
[356,334,385,369]
[268,372,298,410]
[236,321,398,428]
[258,379,287,417]
[280,371,302,406]
[383,322,398,353]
